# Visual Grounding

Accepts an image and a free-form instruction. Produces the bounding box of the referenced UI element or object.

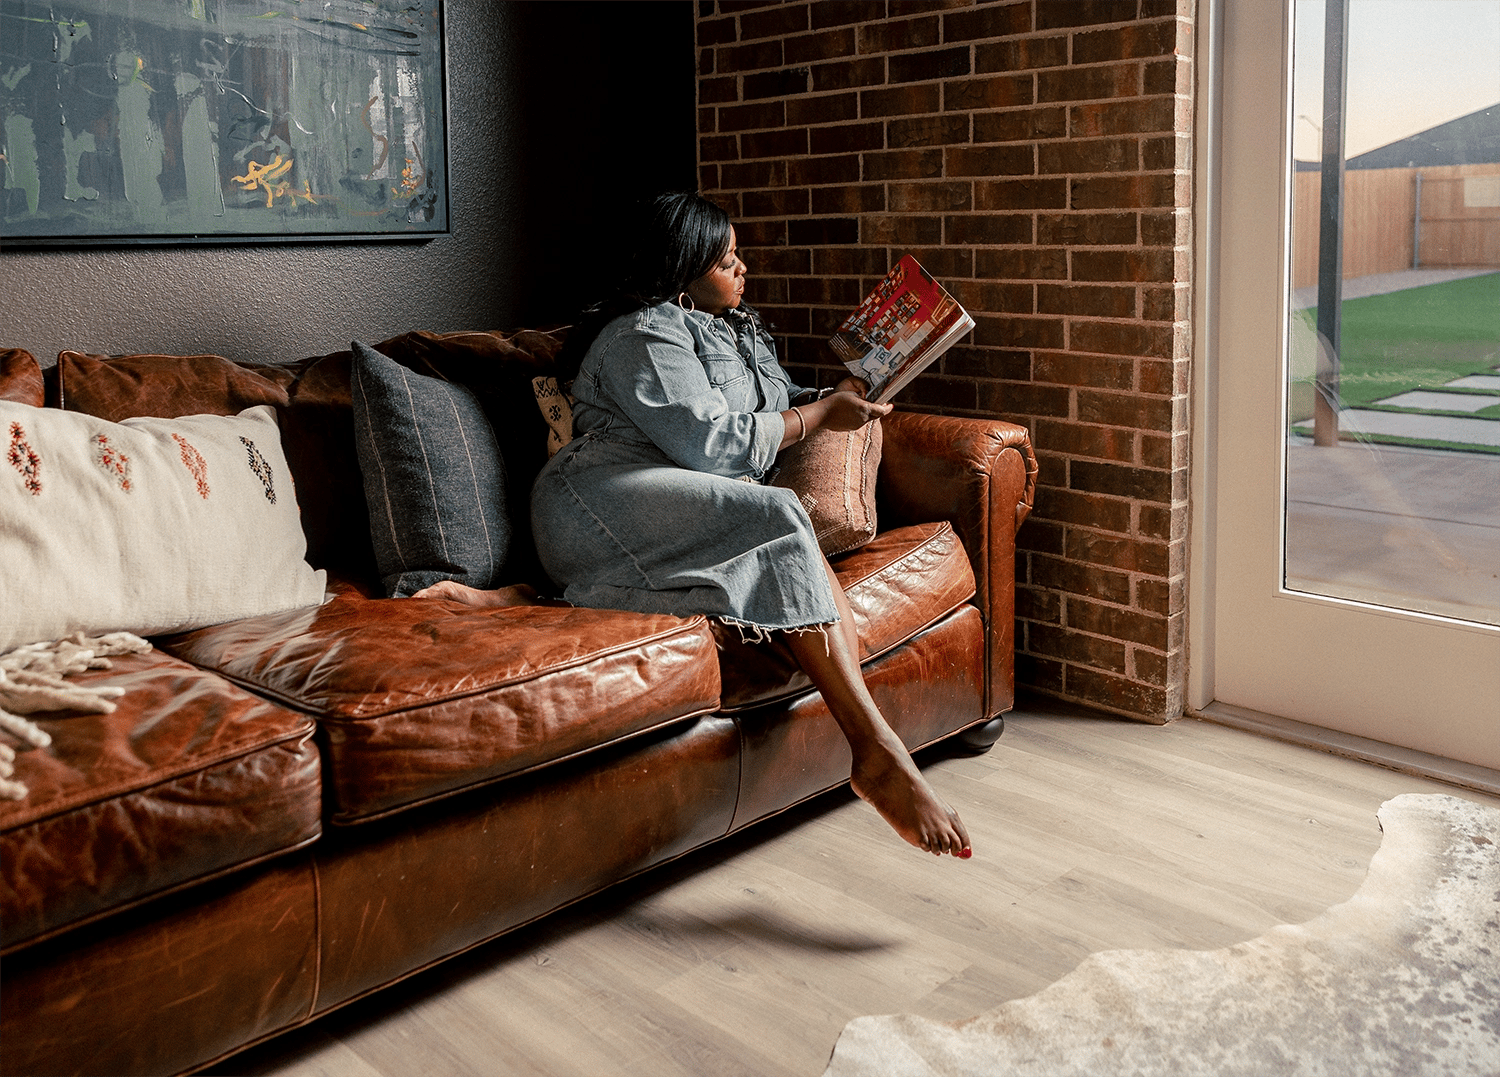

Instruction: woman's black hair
[555,192,748,383]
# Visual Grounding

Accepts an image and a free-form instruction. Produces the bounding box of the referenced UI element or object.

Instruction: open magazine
[827,254,975,403]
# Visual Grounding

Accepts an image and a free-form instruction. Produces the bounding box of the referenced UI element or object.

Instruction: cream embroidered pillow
[0,403,327,652]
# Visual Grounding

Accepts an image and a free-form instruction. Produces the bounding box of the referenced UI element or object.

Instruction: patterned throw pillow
[350,341,511,598]
[771,420,883,556]
[0,403,327,652]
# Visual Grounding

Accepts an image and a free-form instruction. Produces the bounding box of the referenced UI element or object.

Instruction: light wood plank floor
[210,696,1499,1077]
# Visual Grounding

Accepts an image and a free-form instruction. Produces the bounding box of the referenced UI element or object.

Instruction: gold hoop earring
[676,291,696,312]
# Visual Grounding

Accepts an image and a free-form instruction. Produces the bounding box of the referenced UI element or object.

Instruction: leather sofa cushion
[161,597,723,825]
[0,348,45,406]
[715,520,977,710]
[0,649,322,954]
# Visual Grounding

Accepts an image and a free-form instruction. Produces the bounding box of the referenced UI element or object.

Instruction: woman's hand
[835,375,871,397]
[816,389,891,431]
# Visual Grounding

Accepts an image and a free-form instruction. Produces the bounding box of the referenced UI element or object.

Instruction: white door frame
[1187,0,1500,774]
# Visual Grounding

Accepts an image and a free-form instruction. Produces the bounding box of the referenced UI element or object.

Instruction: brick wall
[695,0,1195,722]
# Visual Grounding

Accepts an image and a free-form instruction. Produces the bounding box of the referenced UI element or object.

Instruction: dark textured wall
[0,3,696,365]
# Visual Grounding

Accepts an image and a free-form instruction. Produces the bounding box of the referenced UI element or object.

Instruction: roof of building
[1294,102,1500,171]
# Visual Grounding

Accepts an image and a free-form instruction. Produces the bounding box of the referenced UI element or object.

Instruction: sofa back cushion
[0,350,45,407]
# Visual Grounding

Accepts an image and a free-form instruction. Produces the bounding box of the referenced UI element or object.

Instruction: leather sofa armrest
[877,411,1038,719]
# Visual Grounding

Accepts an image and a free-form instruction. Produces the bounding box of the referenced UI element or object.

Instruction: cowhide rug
[823,793,1500,1077]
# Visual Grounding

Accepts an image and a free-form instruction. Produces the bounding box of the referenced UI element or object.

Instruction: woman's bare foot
[411,580,540,607]
[849,741,972,858]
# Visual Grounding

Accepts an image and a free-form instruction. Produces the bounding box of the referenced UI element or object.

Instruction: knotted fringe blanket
[0,632,153,799]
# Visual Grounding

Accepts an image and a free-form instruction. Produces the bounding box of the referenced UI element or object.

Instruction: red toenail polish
[959,847,972,859]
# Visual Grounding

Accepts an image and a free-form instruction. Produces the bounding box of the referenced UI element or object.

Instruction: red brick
[701,46,716,77]
[898,247,974,278]
[889,113,971,147]
[944,73,1033,111]
[1039,137,1140,174]
[863,148,944,180]
[943,3,1032,41]
[700,76,739,104]
[697,15,738,46]
[1014,653,1065,696]
[744,67,811,99]
[1034,417,1136,461]
[1135,573,1186,616]
[809,121,884,154]
[947,144,1034,176]
[1137,503,1186,542]
[811,1,882,30]
[789,91,860,125]
[741,127,809,157]
[740,3,811,40]
[888,180,972,211]
[1030,487,1132,534]
[742,187,809,217]
[1039,282,1135,318]
[1077,388,1175,431]
[1044,210,1134,246]
[1071,96,1176,136]
[896,373,981,411]
[945,213,1033,244]
[978,378,1071,419]
[719,99,785,132]
[1065,533,1173,580]
[943,345,1032,381]
[720,39,784,73]
[720,158,787,189]
[1065,667,1171,721]
[1071,248,1175,282]
[1142,133,1188,171]
[1069,320,1173,358]
[787,154,860,185]
[1028,623,1128,674]
[785,27,858,64]
[700,162,720,190]
[1038,63,1141,104]
[1144,57,1190,95]
[1036,0,1142,31]
[973,313,1066,351]
[858,15,939,53]
[975,177,1067,210]
[890,47,971,84]
[812,184,887,214]
[974,35,1069,73]
[699,105,718,134]
[1033,349,1134,390]
[1017,583,1064,623]
[861,82,942,118]
[789,216,859,244]
[789,276,867,306]
[745,247,811,274]
[973,105,1068,143]
[734,218,788,246]
[975,246,1068,279]
[862,214,943,246]
[811,56,887,91]
[813,248,893,275]
[699,134,739,161]
[949,280,1034,314]
[1030,554,1132,606]
[754,305,812,335]
[1071,460,1173,503]
[1072,20,1181,63]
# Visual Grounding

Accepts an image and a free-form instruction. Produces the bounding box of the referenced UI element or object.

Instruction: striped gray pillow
[350,341,510,597]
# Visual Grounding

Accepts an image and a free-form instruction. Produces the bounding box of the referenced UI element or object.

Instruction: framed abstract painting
[0,0,447,246]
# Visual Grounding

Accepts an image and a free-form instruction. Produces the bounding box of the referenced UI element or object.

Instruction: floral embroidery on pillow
[172,433,210,499]
[239,435,276,503]
[7,421,41,495]
[92,434,132,492]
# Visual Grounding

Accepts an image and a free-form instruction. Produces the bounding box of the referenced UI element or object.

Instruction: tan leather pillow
[0,350,44,407]
[772,420,882,556]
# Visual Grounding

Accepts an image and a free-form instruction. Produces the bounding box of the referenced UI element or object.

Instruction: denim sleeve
[597,318,785,480]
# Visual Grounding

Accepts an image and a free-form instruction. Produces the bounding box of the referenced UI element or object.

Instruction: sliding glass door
[1192,0,1500,769]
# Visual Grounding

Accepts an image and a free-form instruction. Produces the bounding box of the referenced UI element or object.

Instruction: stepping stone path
[1296,365,1500,450]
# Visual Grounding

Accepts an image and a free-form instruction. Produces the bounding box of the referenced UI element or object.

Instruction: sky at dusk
[1292,0,1500,161]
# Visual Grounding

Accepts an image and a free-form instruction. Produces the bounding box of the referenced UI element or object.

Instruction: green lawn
[1289,271,1500,418]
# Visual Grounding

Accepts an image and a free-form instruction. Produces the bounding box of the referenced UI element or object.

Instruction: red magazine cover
[828,255,974,403]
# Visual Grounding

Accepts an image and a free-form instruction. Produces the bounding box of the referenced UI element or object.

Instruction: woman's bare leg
[410,581,542,607]
[784,558,972,858]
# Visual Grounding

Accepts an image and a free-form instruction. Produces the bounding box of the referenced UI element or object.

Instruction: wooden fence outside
[1292,163,1500,288]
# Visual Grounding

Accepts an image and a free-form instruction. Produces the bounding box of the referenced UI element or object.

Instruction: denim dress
[530,301,840,634]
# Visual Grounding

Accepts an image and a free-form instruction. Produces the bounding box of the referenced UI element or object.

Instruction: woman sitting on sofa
[419,192,971,860]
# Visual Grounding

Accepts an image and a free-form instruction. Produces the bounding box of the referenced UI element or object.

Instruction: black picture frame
[0,0,448,247]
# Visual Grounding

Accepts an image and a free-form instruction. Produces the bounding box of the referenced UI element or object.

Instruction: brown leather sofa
[0,333,1035,1077]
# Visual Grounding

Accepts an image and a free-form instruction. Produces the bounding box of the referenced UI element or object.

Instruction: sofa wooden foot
[955,716,1005,754]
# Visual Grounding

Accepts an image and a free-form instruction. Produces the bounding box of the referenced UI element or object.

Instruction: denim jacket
[569,301,808,482]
